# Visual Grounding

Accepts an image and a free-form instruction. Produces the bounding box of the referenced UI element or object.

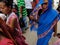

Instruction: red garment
[0,38,14,45]
[32,0,39,9]
[6,12,28,45]
[0,13,28,45]
[35,0,39,4]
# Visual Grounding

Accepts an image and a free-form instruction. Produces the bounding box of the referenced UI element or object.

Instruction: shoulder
[10,12,18,19]
[51,9,58,14]
[49,9,58,16]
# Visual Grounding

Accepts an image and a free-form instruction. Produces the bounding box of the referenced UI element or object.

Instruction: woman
[0,0,28,45]
[30,0,59,45]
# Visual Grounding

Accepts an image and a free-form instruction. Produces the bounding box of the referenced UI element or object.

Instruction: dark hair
[0,0,13,9]
[57,6,60,12]
[13,3,18,11]
[0,11,2,13]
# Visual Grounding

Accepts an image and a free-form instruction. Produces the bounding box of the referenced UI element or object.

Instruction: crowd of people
[0,0,60,45]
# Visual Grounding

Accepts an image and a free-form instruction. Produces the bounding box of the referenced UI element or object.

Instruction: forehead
[0,2,5,8]
[44,0,48,3]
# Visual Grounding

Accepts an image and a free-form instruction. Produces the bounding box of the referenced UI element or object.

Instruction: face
[0,2,9,15]
[42,0,48,9]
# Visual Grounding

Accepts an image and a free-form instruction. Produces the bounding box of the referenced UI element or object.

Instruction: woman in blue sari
[30,0,59,45]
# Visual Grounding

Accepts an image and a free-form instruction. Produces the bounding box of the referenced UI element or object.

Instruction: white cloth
[0,13,6,20]
[13,0,17,4]
[24,0,33,9]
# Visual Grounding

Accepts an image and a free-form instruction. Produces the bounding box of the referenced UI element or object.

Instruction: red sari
[6,12,28,45]
[0,38,14,45]
[0,12,28,45]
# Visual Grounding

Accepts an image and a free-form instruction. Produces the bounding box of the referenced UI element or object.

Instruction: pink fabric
[6,12,28,45]
[0,38,14,45]
[6,12,22,34]
[53,39,60,45]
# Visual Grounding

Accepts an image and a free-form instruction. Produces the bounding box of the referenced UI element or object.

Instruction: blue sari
[30,0,59,45]
[37,0,59,45]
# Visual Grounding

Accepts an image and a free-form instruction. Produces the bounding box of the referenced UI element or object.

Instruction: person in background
[32,0,39,9]
[24,0,33,17]
[17,0,29,33]
[0,0,28,45]
[12,2,19,17]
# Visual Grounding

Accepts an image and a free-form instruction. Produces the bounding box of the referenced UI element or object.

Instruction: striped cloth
[17,0,28,17]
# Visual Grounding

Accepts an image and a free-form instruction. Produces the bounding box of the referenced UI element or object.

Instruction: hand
[53,33,57,37]
[19,14,22,19]
[29,15,34,20]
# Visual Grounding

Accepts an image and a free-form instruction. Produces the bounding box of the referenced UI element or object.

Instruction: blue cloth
[30,21,38,31]
[30,0,59,45]
[37,29,53,45]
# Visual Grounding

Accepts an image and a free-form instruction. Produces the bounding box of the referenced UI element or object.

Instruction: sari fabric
[6,12,28,45]
[0,18,28,45]
[6,12,22,33]
[0,38,14,45]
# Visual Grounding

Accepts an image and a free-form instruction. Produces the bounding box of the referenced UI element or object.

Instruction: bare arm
[53,23,57,37]
[19,6,23,18]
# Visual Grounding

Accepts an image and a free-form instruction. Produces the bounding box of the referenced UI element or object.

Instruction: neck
[42,8,48,13]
